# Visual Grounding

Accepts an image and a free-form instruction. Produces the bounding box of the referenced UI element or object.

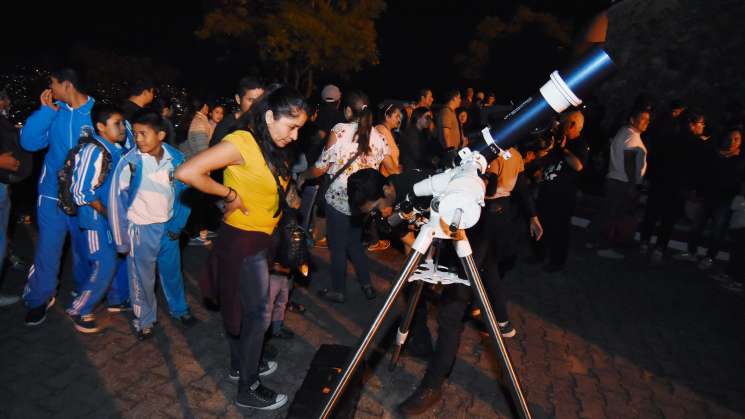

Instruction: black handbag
[276,207,310,276]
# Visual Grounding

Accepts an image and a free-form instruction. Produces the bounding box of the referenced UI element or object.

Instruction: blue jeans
[228,250,272,388]
[127,223,189,330]
[325,204,371,294]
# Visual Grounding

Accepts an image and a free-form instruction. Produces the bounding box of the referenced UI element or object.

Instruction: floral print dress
[315,122,390,215]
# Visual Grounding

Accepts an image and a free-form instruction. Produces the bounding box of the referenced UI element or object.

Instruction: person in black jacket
[679,127,743,269]
[640,110,708,262]
[0,89,22,307]
[121,78,156,122]
[347,162,543,416]
[209,77,265,147]
[399,107,440,171]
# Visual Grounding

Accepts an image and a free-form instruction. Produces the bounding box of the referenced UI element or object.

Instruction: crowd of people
[0,67,743,413]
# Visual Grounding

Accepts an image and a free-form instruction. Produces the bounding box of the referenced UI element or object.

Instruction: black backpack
[57,136,113,216]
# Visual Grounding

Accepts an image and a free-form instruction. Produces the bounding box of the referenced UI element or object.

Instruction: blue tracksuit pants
[66,224,129,316]
[127,222,188,330]
[23,196,88,308]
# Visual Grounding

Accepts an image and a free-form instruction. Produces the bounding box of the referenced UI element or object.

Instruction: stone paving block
[6,401,54,419]
[578,398,607,419]
[553,402,581,419]
[356,395,386,417]
[121,393,178,418]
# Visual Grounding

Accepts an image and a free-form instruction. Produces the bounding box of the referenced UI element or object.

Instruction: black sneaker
[25,297,55,326]
[72,314,101,334]
[235,382,287,410]
[137,326,154,341]
[398,385,442,415]
[263,343,279,360]
[107,302,131,313]
[176,312,198,327]
[228,360,277,383]
[361,284,377,300]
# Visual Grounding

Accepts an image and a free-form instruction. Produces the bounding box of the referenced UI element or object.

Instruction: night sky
[2,0,612,104]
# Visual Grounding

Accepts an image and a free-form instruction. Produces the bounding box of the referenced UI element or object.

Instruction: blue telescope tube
[467,46,614,163]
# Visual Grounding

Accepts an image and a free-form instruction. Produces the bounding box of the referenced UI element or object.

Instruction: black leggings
[640,184,685,251]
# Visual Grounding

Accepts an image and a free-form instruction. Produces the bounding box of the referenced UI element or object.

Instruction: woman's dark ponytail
[343,90,373,155]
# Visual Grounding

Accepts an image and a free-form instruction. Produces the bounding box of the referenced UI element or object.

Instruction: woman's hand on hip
[224,193,248,218]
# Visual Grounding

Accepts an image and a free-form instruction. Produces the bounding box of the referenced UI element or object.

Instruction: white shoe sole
[229,361,277,383]
[259,361,278,377]
[502,329,517,338]
[236,394,288,410]
[74,323,101,334]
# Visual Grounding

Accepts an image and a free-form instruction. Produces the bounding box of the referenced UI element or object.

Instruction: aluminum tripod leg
[459,251,532,419]
[388,279,425,371]
[319,247,426,419]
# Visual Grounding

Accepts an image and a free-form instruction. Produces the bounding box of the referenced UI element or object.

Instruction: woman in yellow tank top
[175,86,308,411]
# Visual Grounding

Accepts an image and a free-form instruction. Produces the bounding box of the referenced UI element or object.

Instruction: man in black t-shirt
[209,77,265,148]
[121,79,156,122]
[536,110,588,272]
[399,107,442,171]
[315,84,345,142]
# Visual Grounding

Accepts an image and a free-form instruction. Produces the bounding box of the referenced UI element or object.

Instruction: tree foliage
[197,0,385,96]
[456,6,572,81]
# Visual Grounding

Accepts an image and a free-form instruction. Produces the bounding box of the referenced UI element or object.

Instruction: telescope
[321,46,615,419]
[413,46,614,232]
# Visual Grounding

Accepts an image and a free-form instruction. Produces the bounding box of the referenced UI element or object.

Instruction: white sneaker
[711,272,732,283]
[698,257,714,270]
[188,237,212,246]
[597,248,625,260]
[672,252,698,262]
[0,293,20,307]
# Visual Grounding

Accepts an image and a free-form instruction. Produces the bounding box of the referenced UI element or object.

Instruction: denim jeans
[325,204,371,294]
[228,250,272,388]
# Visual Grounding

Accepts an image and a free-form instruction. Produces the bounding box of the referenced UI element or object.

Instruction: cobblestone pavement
[1,224,743,418]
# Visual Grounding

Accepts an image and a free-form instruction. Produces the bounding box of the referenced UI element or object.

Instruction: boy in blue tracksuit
[21,69,94,326]
[65,104,130,333]
[109,110,195,340]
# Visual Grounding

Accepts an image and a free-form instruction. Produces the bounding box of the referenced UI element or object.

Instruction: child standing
[65,104,130,333]
[109,110,196,340]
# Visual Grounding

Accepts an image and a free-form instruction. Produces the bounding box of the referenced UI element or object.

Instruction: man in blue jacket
[21,68,94,326]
